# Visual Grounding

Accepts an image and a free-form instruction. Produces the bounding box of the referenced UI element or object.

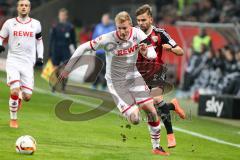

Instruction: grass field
[0,70,239,160]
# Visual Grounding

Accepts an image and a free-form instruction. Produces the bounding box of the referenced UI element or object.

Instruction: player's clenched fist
[139,43,148,57]
[0,45,5,53]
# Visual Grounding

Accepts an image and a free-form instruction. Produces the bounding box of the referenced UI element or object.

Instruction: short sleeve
[36,21,42,34]
[0,20,10,39]
[160,30,177,47]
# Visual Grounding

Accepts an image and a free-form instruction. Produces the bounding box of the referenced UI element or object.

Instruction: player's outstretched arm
[162,44,184,56]
[0,20,9,54]
[63,41,93,76]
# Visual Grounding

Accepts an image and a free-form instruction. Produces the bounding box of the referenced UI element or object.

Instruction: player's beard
[140,25,150,34]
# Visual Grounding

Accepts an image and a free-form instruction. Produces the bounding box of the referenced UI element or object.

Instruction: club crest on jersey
[151,36,158,43]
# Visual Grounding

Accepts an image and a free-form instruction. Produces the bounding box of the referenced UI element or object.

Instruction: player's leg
[154,95,186,148]
[6,64,21,128]
[20,64,34,101]
[131,77,169,156]
[154,95,176,148]
[139,100,169,156]
[107,82,140,124]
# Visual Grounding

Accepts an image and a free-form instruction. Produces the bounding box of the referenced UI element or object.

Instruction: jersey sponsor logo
[205,96,224,117]
[116,44,138,56]
[13,31,34,37]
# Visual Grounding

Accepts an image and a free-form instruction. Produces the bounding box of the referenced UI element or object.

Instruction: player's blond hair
[115,11,132,25]
[135,4,153,17]
[17,0,31,6]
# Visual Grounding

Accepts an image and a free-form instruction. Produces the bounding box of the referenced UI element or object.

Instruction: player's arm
[62,36,103,77]
[35,22,44,66]
[0,20,9,53]
[160,30,184,56]
[137,28,156,59]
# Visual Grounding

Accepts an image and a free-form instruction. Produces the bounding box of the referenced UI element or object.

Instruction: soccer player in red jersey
[136,4,186,148]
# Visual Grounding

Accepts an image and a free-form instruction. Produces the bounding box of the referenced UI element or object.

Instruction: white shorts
[107,76,153,117]
[6,62,34,94]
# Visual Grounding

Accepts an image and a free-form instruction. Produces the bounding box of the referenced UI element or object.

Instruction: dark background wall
[31,0,155,59]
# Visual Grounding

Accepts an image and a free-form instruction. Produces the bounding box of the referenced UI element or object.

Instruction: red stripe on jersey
[90,41,96,51]
[128,28,133,40]
[15,17,32,24]
[137,98,153,105]
[21,85,33,91]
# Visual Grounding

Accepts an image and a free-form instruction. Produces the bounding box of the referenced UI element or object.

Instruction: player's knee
[128,113,140,125]
[10,88,20,96]
[23,94,31,102]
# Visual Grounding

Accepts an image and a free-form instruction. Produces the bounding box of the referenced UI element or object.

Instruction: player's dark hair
[136,4,152,17]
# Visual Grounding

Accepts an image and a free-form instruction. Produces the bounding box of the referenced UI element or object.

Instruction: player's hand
[35,58,43,67]
[0,45,5,53]
[139,43,148,57]
[162,44,172,52]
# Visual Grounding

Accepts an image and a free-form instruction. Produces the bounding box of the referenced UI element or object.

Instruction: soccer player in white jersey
[61,11,169,156]
[0,0,44,128]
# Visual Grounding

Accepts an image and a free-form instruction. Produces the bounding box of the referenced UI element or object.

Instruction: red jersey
[137,26,177,82]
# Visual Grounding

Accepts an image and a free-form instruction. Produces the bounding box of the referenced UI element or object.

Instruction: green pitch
[0,71,239,160]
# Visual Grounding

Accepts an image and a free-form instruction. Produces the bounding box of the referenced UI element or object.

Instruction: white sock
[9,95,19,120]
[148,120,161,149]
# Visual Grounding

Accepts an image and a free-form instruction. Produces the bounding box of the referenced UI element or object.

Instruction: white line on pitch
[1,78,238,149]
[35,87,240,149]
[173,126,240,148]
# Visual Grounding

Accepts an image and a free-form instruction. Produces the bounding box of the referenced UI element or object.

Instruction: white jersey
[89,27,155,82]
[0,17,42,65]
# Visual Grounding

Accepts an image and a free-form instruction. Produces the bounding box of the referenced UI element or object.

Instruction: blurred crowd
[156,0,240,24]
[177,29,240,99]
[0,0,51,25]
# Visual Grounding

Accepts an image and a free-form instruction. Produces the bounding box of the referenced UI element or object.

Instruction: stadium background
[0,0,240,159]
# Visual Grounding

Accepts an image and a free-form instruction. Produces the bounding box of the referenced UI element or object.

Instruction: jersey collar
[146,25,153,36]
[16,17,32,24]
